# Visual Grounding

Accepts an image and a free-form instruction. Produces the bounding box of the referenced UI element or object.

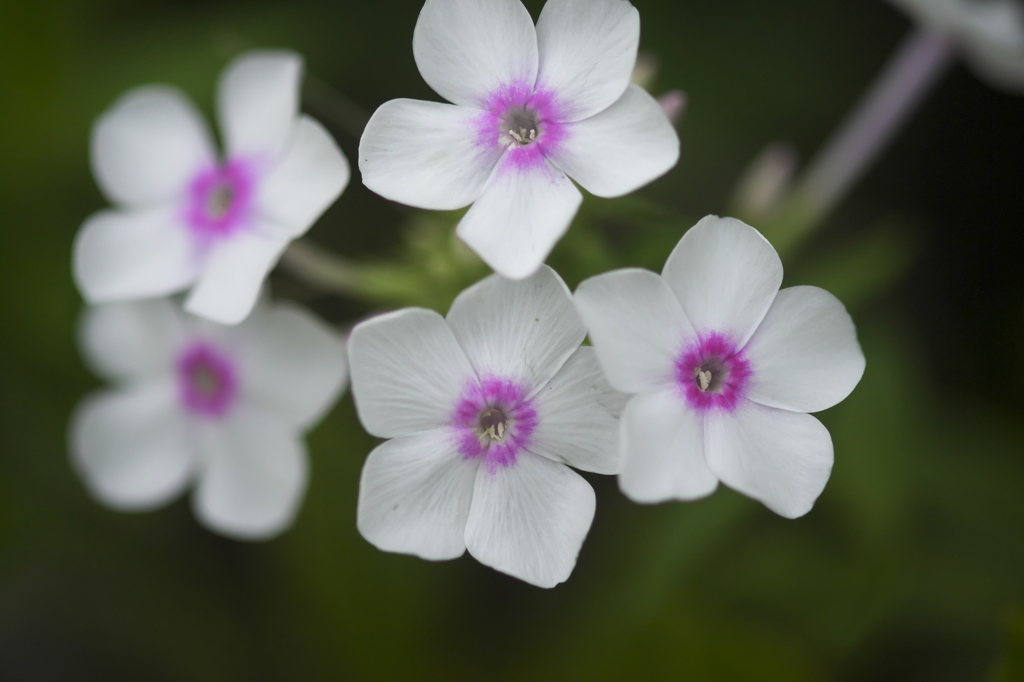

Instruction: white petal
[464,452,595,588]
[456,160,582,280]
[705,401,833,518]
[534,0,640,121]
[193,406,308,540]
[413,0,538,108]
[73,208,199,304]
[256,115,350,238]
[744,286,866,413]
[78,299,184,383]
[235,302,348,431]
[550,85,679,197]
[357,429,477,561]
[618,389,718,503]
[359,99,502,210]
[183,229,288,325]
[446,265,584,393]
[528,347,628,475]
[91,85,215,207]
[69,384,194,511]
[348,308,476,439]
[217,50,302,160]
[574,268,695,394]
[662,215,783,348]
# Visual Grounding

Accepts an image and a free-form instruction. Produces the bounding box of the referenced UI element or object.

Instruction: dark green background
[2,0,1023,680]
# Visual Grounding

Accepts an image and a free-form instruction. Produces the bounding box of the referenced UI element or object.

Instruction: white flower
[70,297,348,539]
[892,0,1024,92]
[348,266,626,587]
[575,216,865,518]
[358,0,680,280]
[73,50,350,325]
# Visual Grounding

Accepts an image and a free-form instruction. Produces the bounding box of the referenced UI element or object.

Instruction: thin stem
[279,239,364,295]
[779,28,954,248]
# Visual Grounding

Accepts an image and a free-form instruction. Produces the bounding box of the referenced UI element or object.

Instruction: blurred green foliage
[1,0,1023,680]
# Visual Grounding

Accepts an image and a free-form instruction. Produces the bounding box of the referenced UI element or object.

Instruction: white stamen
[697,369,712,391]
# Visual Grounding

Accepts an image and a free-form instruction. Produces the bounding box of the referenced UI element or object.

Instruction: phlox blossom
[575,216,865,518]
[74,50,349,325]
[348,266,626,587]
[359,0,679,279]
[70,297,348,539]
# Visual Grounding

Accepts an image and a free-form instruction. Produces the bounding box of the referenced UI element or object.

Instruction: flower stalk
[767,28,954,255]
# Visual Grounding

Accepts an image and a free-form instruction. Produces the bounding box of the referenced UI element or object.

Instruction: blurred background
[2,0,1023,679]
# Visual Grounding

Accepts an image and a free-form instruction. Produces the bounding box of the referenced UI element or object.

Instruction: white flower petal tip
[706,405,834,519]
[577,214,862,517]
[193,408,309,540]
[258,116,351,237]
[217,49,304,159]
[69,387,192,512]
[77,50,348,325]
[70,297,346,539]
[358,99,503,210]
[73,208,199,305]
[90,85,216,207]
[535,0,641,121]
[455,163,583,280]
[361,0,671,278]
[184,231,289,325]
[349,267,622,586]
[618,390,718,504]
[465,454,596,588]
[413,0,539,109]
[550,85,680,198]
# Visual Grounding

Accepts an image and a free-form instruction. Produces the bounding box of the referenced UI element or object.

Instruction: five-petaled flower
[73,50,350,325]
[70,297,348,539]
[575,216,865,518]
[348,266,626,587]
[359,0,680,279]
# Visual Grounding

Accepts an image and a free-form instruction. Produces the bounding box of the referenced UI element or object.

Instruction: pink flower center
[176,342,238,418]
[475,80,570,174]
[675,332,752,413]
[452,377,538,471]
[184,159,255,238]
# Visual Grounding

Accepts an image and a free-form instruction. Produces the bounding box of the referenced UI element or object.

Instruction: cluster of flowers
[70,0,863,586]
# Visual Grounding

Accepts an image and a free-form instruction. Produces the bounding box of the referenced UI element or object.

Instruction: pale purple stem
[792,28,954,229]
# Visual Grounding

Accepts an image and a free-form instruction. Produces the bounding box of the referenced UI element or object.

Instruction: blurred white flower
[359,0,679,279]
[70,297,348,540]
[892,0,1024,92]
[348,266,625,588]
[575,216,865,518]
[74,50,350,325]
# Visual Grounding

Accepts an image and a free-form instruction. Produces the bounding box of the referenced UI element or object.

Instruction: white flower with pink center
[348,266,626,587]
[575,216,866,518]
[73,50,350,325]
[359,0,680,279]
[70,297,347,539]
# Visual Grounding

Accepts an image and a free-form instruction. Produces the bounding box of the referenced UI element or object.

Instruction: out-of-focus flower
[348,266,625,587]
[74,50,350,325]
[359,0,679,279]
[731,142,798,221]
[891,0,1024,92]
[656,89,687,125]
[575,216,865,518]
[70,297,347,539]
[630,52,687,125]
